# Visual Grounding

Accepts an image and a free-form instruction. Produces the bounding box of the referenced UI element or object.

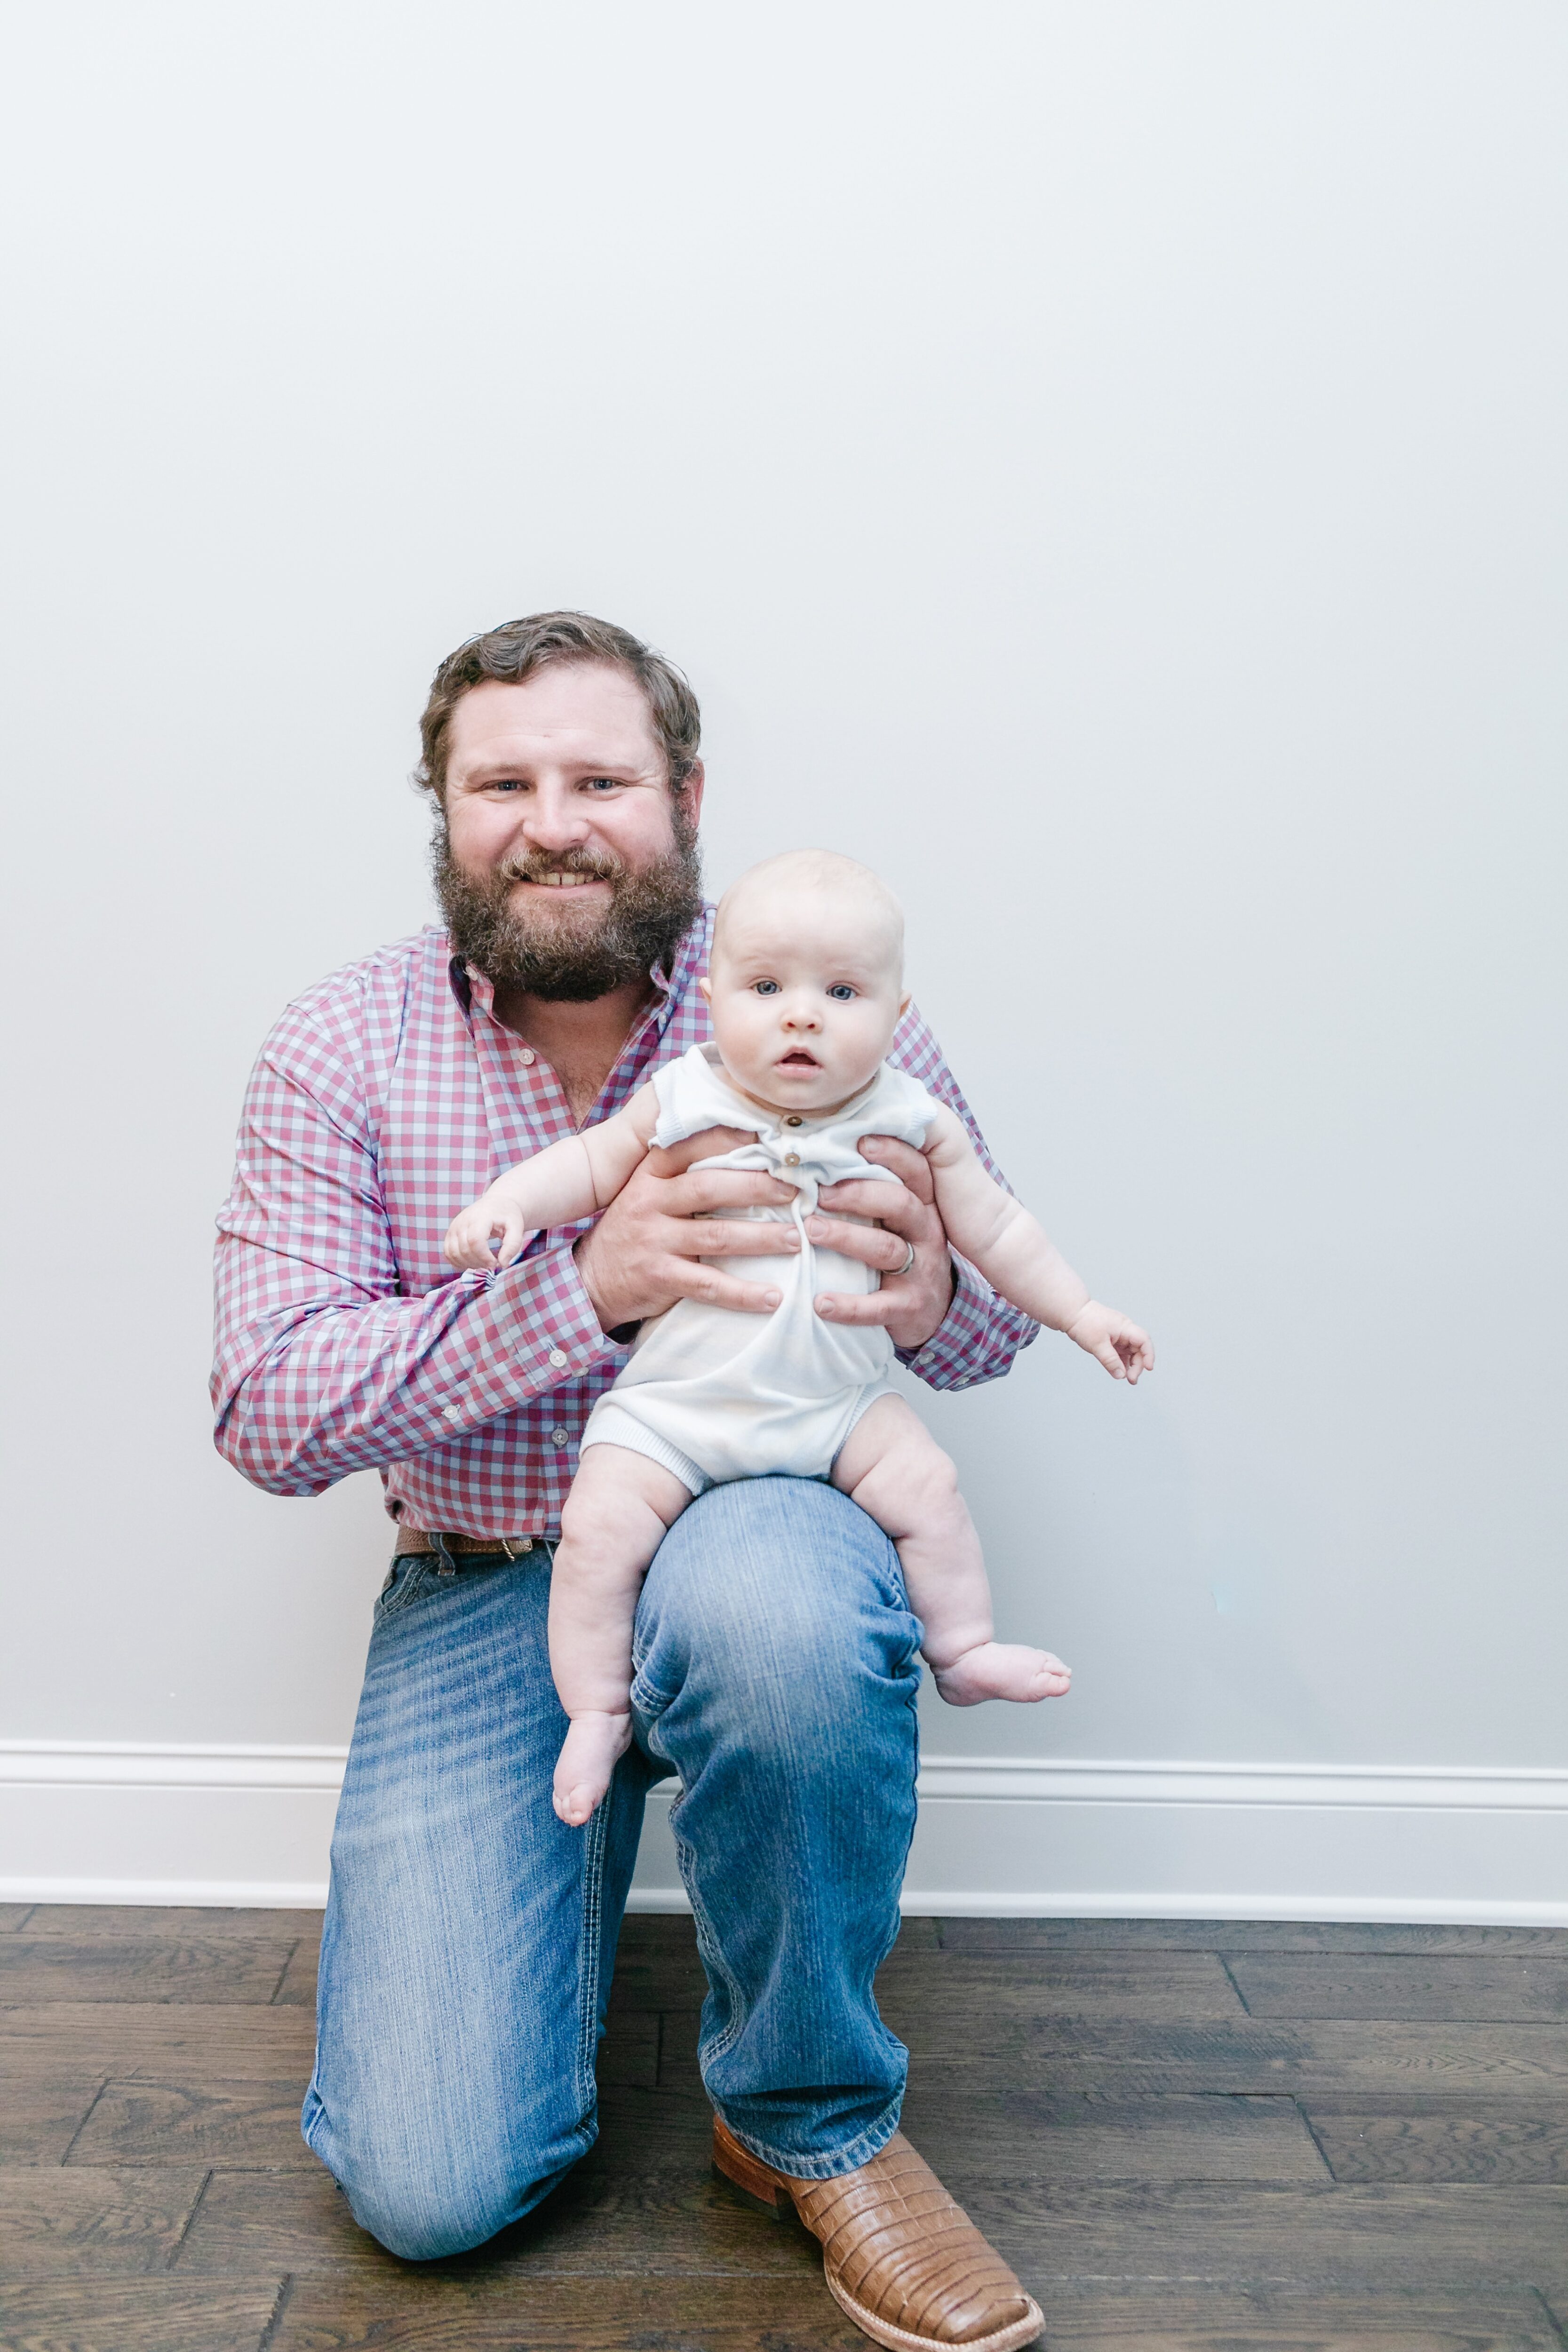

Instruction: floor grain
[2,1906,1566,2352]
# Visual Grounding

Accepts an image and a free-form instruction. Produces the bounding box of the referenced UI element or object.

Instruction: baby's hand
[1065,1301,1155,1384]
[443,1192,530,1271]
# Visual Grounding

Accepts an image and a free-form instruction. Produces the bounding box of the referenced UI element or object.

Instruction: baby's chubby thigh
[829,1392,965,1545]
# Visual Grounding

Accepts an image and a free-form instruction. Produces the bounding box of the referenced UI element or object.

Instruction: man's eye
[754,980,780,996]
[489,779,523,793]
[828,985,857,1002]
[583,777,620,792]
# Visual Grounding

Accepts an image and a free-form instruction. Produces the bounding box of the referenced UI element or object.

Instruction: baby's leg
[550,1444,694,1825]
[831,1395,1072,1706]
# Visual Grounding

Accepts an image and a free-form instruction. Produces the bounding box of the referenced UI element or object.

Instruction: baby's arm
[920,1108,1155,1381]
[444,1084,661,1270]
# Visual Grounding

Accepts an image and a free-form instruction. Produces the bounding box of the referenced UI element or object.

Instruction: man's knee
[635,1477,917,1740]
[307,2101,575,2262]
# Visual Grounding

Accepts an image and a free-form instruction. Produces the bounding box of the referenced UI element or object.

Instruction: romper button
[783,1152,800,1167]
[784,1115,803,1127]
[550,1427,568,1447]
[548,1349,567,1368]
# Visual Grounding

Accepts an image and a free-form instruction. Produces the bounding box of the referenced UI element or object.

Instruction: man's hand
[806,1135,956,1354]
[574,1127,801,1335]
[1064,1301,1155,1384]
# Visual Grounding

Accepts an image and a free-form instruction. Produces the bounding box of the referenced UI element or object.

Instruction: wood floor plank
[0,1936,296,2005]
[1301,2097,1568,2184]
[937,1920,1568,1955]
[0,2276,285,2351]
[272,1941,318,2008]
[0,2004,315,2076]
[1230,1956,1568,2023]
[65,2077,313,2169]
[895,2087,1332,2181]
[0,2165,208,2278]
[0,2066,108,2163]
[983,2278,1566,2350]
[889,2016,1568,2091]
[950,2181,1568,2292]
[16,1904,323,1939]
[873,1950,1250,2021]
[267,2275,866,2350]
[597,2011,660,2090]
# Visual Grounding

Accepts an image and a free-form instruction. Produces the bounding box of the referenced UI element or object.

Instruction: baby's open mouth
[778,1050,820,1069]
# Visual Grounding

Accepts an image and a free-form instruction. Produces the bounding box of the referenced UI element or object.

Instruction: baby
[445,850,1154,1826]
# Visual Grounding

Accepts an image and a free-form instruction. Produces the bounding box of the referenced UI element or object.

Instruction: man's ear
[677,758,706,830]
[697,974,712,1003]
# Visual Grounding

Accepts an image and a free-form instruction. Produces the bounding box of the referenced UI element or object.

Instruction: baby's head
[699,850,909,1114]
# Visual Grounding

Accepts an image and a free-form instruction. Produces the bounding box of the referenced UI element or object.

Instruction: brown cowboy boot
[712,2114,1043,2351]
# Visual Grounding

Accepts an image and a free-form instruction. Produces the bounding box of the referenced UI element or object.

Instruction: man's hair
[414,611,702,804]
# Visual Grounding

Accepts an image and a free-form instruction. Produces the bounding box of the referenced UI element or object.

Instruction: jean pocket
[373,1560,429,1621]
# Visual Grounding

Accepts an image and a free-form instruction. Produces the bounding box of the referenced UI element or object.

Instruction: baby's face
[702,885,907,1116]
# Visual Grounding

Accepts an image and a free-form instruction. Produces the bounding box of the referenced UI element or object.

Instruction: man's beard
[432,809,704,1002]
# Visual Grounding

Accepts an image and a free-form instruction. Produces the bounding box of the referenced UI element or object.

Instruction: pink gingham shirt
[212,911,1037,1538]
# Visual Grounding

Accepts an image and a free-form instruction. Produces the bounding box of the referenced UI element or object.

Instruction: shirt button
[550,1427,569,1447]
[443,1405,462,1422]
[548,1348,568,1369]
[518,1049,536,1066]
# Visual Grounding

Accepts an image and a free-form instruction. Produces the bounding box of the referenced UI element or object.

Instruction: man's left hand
[806,1136,955,1352]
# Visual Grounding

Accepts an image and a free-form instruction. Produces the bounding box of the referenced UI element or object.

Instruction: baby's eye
[753,979,780,996]
[827,984,858,1002]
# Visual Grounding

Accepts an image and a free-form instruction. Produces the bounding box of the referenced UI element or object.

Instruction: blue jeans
[302,1477,924,2261]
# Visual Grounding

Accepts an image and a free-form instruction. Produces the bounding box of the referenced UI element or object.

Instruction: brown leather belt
[394,1527,539,1559]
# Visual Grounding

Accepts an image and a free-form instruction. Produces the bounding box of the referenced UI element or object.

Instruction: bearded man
[212,612,1042,2352]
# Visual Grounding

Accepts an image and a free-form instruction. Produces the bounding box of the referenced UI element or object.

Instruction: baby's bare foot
[552,1712,634,1826]
[932,1643,1072,1707]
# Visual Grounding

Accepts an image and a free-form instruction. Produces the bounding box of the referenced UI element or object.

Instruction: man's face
[435,663,705,999]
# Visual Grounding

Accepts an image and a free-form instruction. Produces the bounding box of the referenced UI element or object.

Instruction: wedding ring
[895,1238,917,1277]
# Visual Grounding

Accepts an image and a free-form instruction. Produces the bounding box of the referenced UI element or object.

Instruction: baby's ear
[697,974,711,1003]
[899,991,912,1017]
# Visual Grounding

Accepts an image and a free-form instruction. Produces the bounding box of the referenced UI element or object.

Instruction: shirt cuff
[894,1252,1001,1389]
[486,1238,627,1394]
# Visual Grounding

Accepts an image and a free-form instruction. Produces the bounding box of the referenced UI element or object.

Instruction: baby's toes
[552,1781,601,1827]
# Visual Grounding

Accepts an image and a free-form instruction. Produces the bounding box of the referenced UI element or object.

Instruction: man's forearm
[212,1239,617,1496]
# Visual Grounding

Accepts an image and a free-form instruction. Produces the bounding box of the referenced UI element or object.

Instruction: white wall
[3,2,1565,1910]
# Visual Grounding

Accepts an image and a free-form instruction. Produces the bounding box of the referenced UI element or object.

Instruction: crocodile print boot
[712,2114,1043,2350]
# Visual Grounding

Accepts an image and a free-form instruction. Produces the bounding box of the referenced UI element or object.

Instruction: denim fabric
[303,1477,924,2260]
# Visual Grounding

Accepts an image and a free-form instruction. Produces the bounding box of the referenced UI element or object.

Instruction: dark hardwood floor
[3,1905,1567,2350]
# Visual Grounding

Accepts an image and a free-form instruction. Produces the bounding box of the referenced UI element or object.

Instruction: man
[213,612,1043,2351]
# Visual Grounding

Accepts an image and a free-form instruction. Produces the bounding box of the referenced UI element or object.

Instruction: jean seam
[574,1795,613,2112]
[673,1823,749,2068]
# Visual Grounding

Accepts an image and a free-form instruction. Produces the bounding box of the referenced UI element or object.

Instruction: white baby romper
[579,1042,940,1493]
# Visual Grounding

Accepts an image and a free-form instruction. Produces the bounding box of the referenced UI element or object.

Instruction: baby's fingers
[492,1209,530,1267]
[443,1217,485,1270]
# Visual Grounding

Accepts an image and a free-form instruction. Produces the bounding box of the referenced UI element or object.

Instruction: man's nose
[518,780,591,853]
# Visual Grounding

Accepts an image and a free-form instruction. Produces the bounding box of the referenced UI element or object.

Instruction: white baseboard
[3,1743,1565,1922]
